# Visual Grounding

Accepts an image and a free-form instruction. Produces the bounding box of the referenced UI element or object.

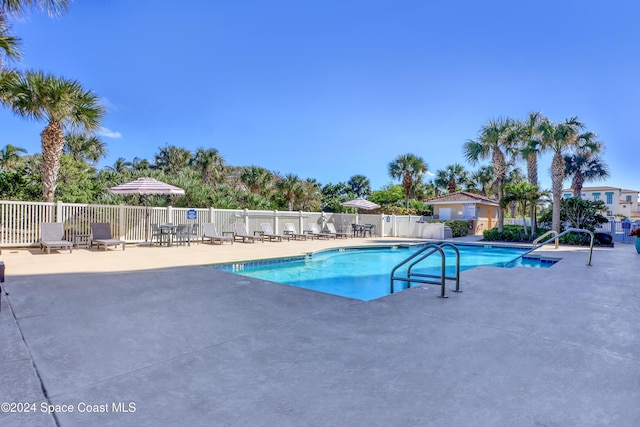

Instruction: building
[423,191,499,235]
[562,186,640,219]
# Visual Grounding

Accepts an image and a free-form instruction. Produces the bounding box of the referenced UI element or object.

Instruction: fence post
[274,210,279,233]
[209,207,215,224]
[298,211,304,233]
[56,200,64,223]
[243,209,249,227]
[167,206,173,224]
[119,204,126,240]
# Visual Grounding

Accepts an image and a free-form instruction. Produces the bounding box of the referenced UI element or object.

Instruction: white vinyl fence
[1,200,433,247]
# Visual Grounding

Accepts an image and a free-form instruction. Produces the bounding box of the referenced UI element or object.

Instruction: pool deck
[1,237,638,426]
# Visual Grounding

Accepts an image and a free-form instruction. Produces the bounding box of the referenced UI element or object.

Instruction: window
[592,192,600,200]
[563,193,572,199]
[626,195,632,202]
[605,192,613,204]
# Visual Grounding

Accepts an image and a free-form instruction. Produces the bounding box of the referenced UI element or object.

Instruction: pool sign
[186,209,197,220]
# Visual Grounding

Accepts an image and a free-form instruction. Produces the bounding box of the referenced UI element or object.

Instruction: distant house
[562,186,640,219]
[423,191,498,235]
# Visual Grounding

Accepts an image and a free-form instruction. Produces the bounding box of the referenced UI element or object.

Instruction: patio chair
[306,223,336,240]
[202,223,233,245]
[325,222,349,239]
[90,223,126,251]
[174,224,192,246]
[260,223,290,242]
[283,223,308,240]
[150,224,168,245]
[234,222,264,243]
[40,222,73,254]
[190,223,200,244]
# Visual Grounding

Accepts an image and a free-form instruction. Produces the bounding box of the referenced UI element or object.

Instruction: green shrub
[483,225,529,242]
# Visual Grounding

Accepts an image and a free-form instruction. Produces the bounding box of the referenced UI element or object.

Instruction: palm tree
[0,143,26,170]
[132,157,152,171]
[434,163,467,193]
[501,181,542,239]
[563,131,609,196]
[1,1,69,67]
[467,166,494,197]
[275,173,302,211]
[240,166,273,195]
[154,145,192,175]
[63,132,106,164]
[347,174,371,198]
[515,112,547,234]
[190,147,224,185]
[539,116,585,233]
[463,118,515,232]
[107,157,132,174]
[0,70,104,201]
[1,1,69,16]
[388,153,428,210]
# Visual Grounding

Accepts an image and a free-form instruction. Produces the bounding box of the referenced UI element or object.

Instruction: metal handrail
[506,227,595,267]
[389,242,461,298]
[532,230,558,248]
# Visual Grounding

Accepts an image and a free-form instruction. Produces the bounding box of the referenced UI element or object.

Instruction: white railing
[0,200,436,247]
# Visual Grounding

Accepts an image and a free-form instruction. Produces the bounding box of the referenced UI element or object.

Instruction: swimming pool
[212,243,557,301]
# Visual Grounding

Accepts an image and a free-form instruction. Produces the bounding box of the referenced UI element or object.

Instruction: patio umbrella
[108,178,185,242]
[341,198,380,210]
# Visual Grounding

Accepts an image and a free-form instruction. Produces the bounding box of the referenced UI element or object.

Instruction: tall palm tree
[63,132,106,164]
[0,143,26,170]
[132,156,151,171]
[564,131,609,196]
[388,153,428,210]
[275,173,302,211]
[0,70,104,201]
[434,163,468,193]
[539,116,585,233]
[501,181,542,239]
[190,147,224,185]
[240,166,273,195]
[516,112,547,234]
[347,174,371,198]
[463,118,515,231]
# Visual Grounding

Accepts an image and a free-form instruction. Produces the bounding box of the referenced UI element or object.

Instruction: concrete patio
[0,238,638,426]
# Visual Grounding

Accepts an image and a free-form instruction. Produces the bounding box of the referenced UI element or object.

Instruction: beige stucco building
[423,191,499,235]
[562,186,640,220]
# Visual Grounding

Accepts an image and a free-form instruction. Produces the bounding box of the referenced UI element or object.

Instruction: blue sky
[1,0,638,193]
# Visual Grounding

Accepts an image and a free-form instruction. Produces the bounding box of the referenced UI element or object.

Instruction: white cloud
[98,127,122,139]
[426,170,435,176]
[100,97,118,112]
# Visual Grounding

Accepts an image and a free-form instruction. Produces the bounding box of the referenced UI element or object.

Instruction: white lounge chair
[40,222,73,254]
[202,223,233,245]
[234,222,264,243]
[325,222,349,239]
[260,223,290,242]
[306,223,336,239]
[283,223,308,240]
[90,222,125,251]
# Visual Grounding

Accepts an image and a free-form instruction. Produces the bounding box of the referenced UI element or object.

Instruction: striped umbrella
[341,198,380,210]
[108,178,185,243]
[108,177,185,196]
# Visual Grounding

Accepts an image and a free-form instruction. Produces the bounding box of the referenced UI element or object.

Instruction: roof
[423,191,499,205]
[562,186,639,194]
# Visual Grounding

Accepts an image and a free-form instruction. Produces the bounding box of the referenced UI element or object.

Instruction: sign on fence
[186,209,197,220]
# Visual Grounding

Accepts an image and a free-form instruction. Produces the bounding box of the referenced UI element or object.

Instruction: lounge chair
[234,222,264,243]
[202,223,233,245]
[90,222,126,251]
[40,222,73,254]
[306,223,336,240]
[260,223,290,242]
[283,223,308,240]
[325,222,349,239]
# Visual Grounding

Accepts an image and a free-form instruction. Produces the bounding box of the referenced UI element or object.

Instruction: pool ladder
[389,243,461,298]
[504,227,595,267]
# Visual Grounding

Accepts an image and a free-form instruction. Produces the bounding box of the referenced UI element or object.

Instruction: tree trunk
[402,173,412,210]
[526,153,538,236]
[551,153,565,233]
[40,121,64,202]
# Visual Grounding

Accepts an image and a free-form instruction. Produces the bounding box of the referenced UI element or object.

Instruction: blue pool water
[212,244,556,301]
